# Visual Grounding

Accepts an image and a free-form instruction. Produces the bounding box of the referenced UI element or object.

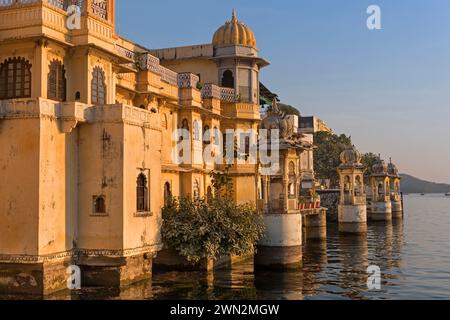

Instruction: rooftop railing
[0,0,40,7]
[138,53,179,86]
[0,0,83,10]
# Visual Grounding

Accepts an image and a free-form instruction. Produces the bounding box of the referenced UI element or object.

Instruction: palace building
[0,0,272,295]
[0,0,321,296]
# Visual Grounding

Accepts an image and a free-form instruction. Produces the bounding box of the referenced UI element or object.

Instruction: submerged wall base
[0,256,71,296]
[369,201,392,221]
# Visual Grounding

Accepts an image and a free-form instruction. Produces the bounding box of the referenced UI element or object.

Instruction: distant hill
[400,174,450,194]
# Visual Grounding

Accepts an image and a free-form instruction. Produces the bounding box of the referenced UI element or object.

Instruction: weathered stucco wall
[0,118,40,256]
[77,121,124,250]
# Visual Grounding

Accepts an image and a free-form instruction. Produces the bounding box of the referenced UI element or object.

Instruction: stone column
[304,209,327,240]
[255,213,303,270]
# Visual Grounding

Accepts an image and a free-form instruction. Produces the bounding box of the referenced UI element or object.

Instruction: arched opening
[214,127,220,146]
[203,125,210,144]
[288,161,296,199]
[179,118,190,142]
[93,196,106,214]
[137,173,149,212]
[193,120,200,141]
[355,176,362,196]
[221,70,234,89]
[91,66,106,104]
[0,57,32,99]
[47,60,66,102]
[164,182,172,206]
[75,91,81,100]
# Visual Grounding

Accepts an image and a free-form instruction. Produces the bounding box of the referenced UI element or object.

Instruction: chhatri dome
[388,158,399,176]
[212,10,257,48]
[340,145,363,166]
[372,158,388,175]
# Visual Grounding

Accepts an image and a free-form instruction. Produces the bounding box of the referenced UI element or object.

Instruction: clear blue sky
[116,0,450,183]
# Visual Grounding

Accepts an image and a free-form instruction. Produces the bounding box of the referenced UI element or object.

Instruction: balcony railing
[91,0,107,20]
[138,53,178,86]
[201,84,221,100]
[178,73,199,89]
[0,0,40,7]
[115,45,136,61]
[201,84,237,102]
[0,0,83,10]
[220,87,236,102]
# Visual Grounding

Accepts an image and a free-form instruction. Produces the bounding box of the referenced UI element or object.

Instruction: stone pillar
[255,213,303,270]
[391,200,403,218]
[304,209,327,240]
[369,160,393,221]
[337,146,368,234]
[388,161,403,219]
[338,204,368,233]
[371,200,393,221]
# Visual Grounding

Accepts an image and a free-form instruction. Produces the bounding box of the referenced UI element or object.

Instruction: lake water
[3,194,450,300]
[141,194,450,300]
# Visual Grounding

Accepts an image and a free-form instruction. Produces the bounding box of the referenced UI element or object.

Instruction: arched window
[203,125,210,144]
[214,127,220,145]
[289,161,296,175]
[179,118,189,142]
[221,70,234,88]
[193,120,200,141]
[0,57,32,99]
[91,67,106,104]
[164,182,172,206]
[181,119,189,130]
[93,196,106,214]
[344,176,351,193]
[288,183,295,197]
[47,60,66,102]
[378,183,384,195]
[137,173,149,212]
[355,176,362,196]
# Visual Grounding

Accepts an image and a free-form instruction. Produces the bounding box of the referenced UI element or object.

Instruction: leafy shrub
[162,197,265,264]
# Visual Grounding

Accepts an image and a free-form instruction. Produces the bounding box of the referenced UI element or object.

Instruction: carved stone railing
[201,83,221,100]
[201,84,237,102]
[220,87,236,102]
[0,0,83,10]
[177,73,199,89]
[138,53,160,74]
[0,0,40,7]
[138,53,178,86]
[115,44,136,61]
[160,67,178,86]
[91,0,107,20]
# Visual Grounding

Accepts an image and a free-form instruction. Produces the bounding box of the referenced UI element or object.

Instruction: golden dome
[212,10,257,48]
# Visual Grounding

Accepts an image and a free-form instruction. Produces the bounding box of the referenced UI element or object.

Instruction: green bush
[162,197,265,264]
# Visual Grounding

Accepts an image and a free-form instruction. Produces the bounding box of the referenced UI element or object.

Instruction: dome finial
[232,9,237,22]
